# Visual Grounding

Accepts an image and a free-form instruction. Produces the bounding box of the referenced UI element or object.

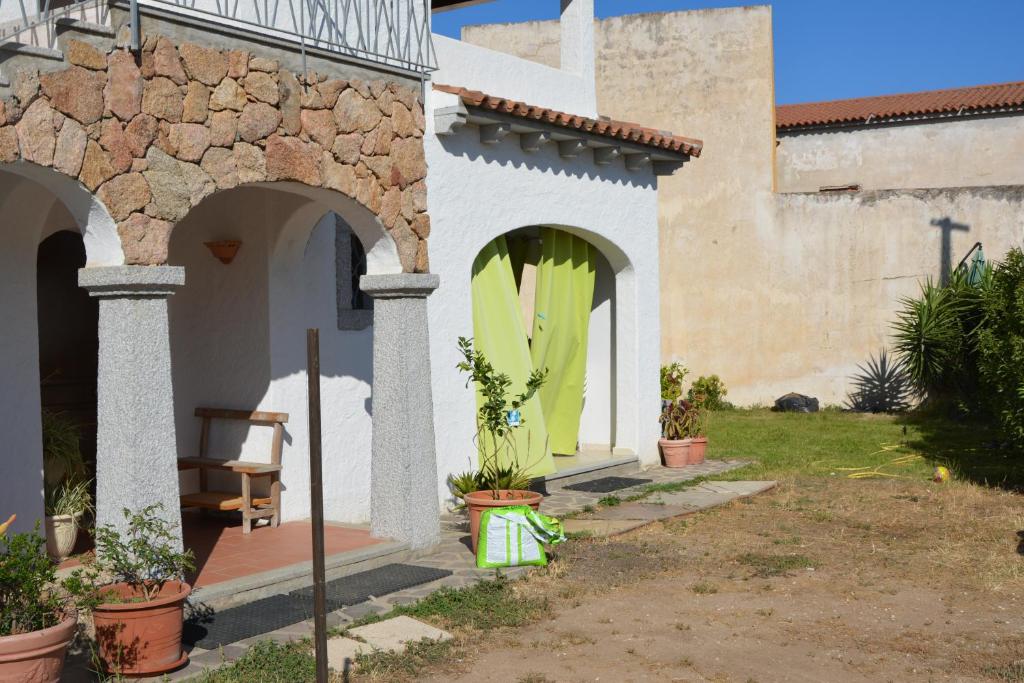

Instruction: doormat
[184,563,453,649]
[563,476,652,493]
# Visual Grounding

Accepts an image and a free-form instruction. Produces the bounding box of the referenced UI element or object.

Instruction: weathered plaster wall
[778,115,1024,193]
[168,189,375,524]
[466,7,1024,406]
[424,90,663,503]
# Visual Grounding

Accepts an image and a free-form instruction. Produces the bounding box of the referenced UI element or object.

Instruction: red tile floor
[181,512,382,588]
[60,512,383,589]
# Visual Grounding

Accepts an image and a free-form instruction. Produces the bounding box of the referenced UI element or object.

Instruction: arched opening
[469,226,619,475]
[166,184,392,587]
[0,167,117,538]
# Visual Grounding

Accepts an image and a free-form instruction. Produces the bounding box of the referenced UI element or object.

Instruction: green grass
[194,641,316,682]
[353,638,463,679]
[704,408,1019,487]
[597,495,621,507]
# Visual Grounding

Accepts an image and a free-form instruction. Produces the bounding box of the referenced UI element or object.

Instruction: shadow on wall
[437,132,657,190]
[845,349,913,414]
[930,216,970,285]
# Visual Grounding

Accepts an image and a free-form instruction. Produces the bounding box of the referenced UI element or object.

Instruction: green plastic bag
[476,505,566,569]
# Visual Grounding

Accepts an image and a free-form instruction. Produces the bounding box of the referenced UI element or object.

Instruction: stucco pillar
[79,266,185,549]
[361,273,441,549]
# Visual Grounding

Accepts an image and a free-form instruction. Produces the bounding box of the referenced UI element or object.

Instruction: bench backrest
[195,407,289,465]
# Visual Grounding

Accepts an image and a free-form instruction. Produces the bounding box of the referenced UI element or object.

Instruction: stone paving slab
[326,637,364,672]
[563,518,647,537]
[349,615,452,652]
[583,503,691,522]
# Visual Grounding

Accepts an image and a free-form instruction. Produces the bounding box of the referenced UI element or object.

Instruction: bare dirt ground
[419,477,1024,683]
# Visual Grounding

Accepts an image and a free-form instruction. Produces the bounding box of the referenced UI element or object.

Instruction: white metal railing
[0,0,436,74]
[0,0,109,51]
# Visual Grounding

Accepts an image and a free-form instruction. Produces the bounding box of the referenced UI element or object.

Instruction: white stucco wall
[579,249,614,450]
[168,188,375,525]
[0,169,117,535]
[777,115,1024,193]
[424,89,663,507]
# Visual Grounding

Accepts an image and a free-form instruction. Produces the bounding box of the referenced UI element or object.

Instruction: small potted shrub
[661,362,688,409]
[41,411,92,563]
[68,505,195,676]
[454,337,547,553]
[658,399,707,467]
[44,479,93,563]
[0,522,79,683]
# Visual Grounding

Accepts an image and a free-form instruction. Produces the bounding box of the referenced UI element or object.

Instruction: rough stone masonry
[0,33,431,271]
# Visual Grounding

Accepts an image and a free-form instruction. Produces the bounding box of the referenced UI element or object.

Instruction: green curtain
[471,237,555,476]
[531,229,596,455]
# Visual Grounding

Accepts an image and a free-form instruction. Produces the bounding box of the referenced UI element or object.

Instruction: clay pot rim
[44,513,81,522]
[0,612,77,655]
[94,580,191,613]
[464,489,543,506]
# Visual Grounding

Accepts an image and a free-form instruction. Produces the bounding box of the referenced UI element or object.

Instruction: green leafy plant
[976,248,1024,447]
[455,337,547,499]
[0,525,74,636]
[45,478,94,517]
[660,399,706,440]
[661,362,688,402]
[41,410,86,489]
[688,375,731,410]
[67,505,195,606]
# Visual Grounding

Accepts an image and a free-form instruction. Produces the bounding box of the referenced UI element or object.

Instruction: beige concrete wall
[466,7,1024,406]
[778,115,1024,192]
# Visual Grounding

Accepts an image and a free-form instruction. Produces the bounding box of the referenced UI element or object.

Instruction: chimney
[560,0,596,115]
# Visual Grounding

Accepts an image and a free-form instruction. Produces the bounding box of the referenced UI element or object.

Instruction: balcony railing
[0,0,436,74]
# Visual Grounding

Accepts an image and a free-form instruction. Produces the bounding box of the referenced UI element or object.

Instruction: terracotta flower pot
[92,581,191,676]
[659,438,691,468]
[688,437,708,465]
[465,489,543,554]
[0,613,77,683]
[44,514,79,563]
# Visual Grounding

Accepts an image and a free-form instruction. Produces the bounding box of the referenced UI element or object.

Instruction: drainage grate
[562,476,652,493]
[184,563,452,649]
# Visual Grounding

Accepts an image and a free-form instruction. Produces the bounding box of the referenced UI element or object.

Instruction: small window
[335,215,373,330]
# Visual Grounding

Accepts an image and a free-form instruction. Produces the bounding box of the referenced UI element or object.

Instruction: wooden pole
[307,328,328,683]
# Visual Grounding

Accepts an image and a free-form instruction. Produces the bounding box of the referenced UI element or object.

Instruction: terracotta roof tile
[777,81,1024,130]
[434,84,702,157]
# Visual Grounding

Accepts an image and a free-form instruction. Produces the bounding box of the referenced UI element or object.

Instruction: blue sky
[432,1,1024,104]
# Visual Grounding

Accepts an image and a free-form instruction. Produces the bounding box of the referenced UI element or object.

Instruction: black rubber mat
[563,476,652,493]
[184,563,452,649]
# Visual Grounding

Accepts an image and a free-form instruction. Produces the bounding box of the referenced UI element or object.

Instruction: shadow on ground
[899,410,1024,491]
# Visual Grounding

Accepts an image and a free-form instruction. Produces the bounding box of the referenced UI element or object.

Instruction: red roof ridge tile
[777,80,1024,129]
[433,83,702,157]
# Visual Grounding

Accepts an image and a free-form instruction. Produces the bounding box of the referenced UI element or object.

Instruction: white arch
[1,163,124,266]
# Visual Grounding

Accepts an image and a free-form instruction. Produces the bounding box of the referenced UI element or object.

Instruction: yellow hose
[812,443,924,479]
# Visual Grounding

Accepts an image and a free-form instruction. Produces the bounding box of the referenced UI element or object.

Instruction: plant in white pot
[453,337,548,553]
[43,479,93,563]
[41,411,91,563]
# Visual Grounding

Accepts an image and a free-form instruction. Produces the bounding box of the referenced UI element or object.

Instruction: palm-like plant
[891,280,961,396]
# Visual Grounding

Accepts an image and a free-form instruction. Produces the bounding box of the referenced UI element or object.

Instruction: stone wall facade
[0,34,430,271]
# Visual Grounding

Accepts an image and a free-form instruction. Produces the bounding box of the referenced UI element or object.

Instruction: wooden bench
[178,407,288,534]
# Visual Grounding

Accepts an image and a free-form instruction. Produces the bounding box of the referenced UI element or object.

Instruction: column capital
[360,273,439,300]
[79,266,185,298]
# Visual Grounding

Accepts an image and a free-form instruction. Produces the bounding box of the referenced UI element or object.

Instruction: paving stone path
[65,459,755,681]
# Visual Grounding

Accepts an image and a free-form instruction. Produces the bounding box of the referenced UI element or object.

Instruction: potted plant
[44,479,93,563]
[0,522,79,683]
[658,399,707,467]
[454,337,547,553]
[67,505,195,676]
[41,411,91,563]
[661,362,688,409]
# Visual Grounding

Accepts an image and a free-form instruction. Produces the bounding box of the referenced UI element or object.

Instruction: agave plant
[846,349,913,413]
